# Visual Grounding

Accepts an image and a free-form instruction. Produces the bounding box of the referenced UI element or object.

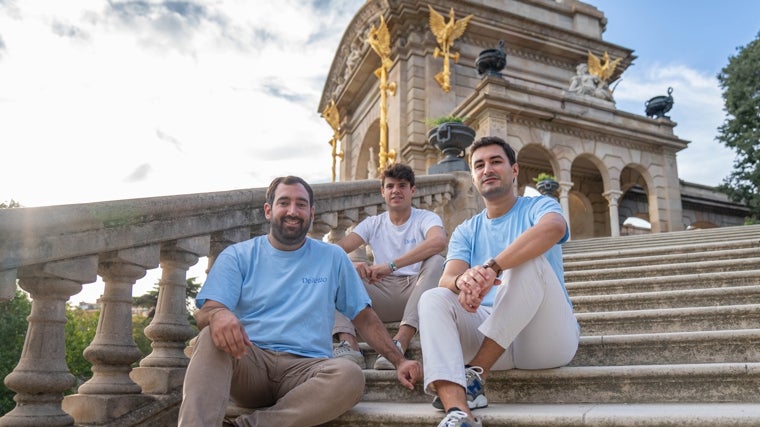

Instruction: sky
[2,0,758,304]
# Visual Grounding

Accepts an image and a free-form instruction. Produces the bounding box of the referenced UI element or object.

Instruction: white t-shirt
[352,207,443,276]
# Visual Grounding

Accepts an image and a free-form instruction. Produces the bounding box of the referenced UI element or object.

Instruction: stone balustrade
[0,173,470,426]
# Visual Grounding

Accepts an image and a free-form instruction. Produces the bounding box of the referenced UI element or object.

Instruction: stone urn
[427,121,476,174]
[534,173,559,198]
[475,40,507,78]
[645,87,674,119]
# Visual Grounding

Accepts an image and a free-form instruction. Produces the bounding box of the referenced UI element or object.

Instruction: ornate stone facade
[318,0,747,238]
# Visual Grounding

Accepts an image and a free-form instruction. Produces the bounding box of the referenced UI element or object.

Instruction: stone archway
[569,191,594,240]
[516,144,559,197]
[570,154,608,238]
[354,120,381,180]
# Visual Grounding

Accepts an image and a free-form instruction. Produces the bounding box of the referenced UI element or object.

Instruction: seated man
[179,176,421,427]
[333,163,446,369]
[418,137,580,427]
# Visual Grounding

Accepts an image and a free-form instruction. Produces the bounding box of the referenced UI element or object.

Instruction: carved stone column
[64,246,158,424]
[0,257,97,427]
[603,190,623,238]
[310,212,338,241]
[328,209,358,244]
[558,181,574,229]
[131,236,209,394]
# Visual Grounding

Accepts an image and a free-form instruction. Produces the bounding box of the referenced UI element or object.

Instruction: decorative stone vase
[536,178,560,198]
[475,40,507,78]
[645,87,674,119]
[427,122,476,174]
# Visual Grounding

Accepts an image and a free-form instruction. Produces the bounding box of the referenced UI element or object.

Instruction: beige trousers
[179,327,365,427]
[333,254,444,337]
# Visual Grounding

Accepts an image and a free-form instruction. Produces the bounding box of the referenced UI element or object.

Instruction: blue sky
[1,0,757,303]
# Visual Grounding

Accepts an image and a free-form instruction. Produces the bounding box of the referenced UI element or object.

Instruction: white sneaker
[333,340,365,368]
[432,366,488,410]
[373,339,403,370]
[437,410,483,427]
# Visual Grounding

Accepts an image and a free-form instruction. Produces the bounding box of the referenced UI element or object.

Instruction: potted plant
[533,172,559,197]
[426,116,475,173]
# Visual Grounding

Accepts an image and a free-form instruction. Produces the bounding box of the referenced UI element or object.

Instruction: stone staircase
[324,224,760,426]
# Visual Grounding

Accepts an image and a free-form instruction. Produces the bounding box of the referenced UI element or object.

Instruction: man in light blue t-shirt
[179,176,421,427]
[419,137,580,427]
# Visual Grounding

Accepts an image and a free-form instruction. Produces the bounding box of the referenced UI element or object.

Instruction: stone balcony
[0,173,472,426]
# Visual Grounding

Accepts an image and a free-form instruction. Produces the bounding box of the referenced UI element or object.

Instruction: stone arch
[515,143,559,197]
[570,153,609,237]
[619,163,659,234]
[568,190,594,240]
[354,120,381,180]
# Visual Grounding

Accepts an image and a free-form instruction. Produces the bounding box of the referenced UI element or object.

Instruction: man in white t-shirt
[333,163,447,370]
[179,176,421,427]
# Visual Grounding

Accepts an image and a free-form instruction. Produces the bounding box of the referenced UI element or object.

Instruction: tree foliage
[716,31,760,224]
[0,290,31,415]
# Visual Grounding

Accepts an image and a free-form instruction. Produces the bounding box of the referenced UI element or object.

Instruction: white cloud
[613,63,734,186]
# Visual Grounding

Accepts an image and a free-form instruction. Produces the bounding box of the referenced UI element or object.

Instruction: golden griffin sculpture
[429,5,473,93]
[321,99,343,182]
[367,15,397,174]
[587,51,622,84]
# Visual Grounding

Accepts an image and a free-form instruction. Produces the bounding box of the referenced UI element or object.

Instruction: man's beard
[270,215,311,246]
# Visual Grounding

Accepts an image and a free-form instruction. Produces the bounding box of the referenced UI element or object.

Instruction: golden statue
[587,51,622,83]
[429,5,473,93]
[367,15,397,174]
[321,99,344,182]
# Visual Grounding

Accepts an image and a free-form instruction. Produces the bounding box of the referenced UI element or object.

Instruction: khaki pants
[333,254,444,337]
[179,327,365,427]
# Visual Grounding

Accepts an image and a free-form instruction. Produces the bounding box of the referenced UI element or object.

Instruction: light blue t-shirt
[196,236,371,358]
[352,207,443,276]
[447,196,570,307]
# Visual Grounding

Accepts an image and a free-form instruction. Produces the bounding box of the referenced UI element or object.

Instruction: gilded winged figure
[429,5,473,92]
[587,51,622,83]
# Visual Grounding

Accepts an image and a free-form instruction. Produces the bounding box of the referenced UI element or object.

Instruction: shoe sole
[373,357,395,370]
[432,394,488,411]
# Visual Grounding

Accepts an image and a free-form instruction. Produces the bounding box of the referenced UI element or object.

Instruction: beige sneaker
[333,340,365,368]
[373,339,403,370]
[437,410,483,427]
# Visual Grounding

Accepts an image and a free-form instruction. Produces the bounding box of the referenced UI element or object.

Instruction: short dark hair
[470,136,517,166]
[266,176,314,206]
[381,163,415,187]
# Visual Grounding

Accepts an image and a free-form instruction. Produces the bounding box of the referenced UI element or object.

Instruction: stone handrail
[0,173,466,426]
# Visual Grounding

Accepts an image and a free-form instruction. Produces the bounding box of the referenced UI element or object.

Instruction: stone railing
[0,173,472,426]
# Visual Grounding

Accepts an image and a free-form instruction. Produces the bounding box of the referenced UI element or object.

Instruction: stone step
[563,237,760,263]
[563,257,760,282]
[324,402,760,426]
[359,329,760,369]
[566,270,760,296]
[572,329,760,366]
[360,363,760,405]
[563,246,760,271]
[576,304,760,335]
[571,285,760,313]
[562,225,760,254]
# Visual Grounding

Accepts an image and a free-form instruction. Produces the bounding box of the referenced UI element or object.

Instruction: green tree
[64,308,99,388]
[0,289,31,415]
[716,31,760,224]
[133,277,202,327]
[0,199,21,209]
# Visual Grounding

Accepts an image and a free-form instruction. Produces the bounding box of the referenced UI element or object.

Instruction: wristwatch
[389,261,398,272]
[483,258,503,276]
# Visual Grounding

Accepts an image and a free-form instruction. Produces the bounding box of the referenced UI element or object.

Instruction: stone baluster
[208,228,250,273]
[603,189,623,238]
[131,236,210,394]
[64,246,159,424]
[310,212,338,241]
[0,257,97,427]
[328,209,359,244]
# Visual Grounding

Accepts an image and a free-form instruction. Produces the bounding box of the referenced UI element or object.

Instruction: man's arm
[196,300,252,359]
[336,232,365,253]
[352,306,422,389]
[490,212,566,272]
[389,225,447,269]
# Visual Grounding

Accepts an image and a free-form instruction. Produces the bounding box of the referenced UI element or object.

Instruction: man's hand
[353,261,373,281]
[457,265,501,313]
[208,308,252,359]
[395,359,422,390]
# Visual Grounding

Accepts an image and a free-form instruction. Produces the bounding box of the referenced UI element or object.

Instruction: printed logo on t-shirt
[302,276,328,285]
[404,238,418,245]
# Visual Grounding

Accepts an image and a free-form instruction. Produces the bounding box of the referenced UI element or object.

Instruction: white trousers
[418,256,580,394]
